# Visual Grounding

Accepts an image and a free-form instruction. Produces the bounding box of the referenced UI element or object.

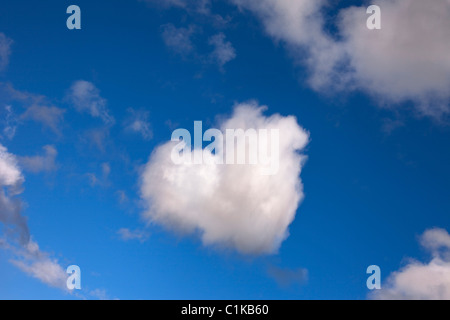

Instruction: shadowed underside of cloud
[372,228,450,300]
[0,144,67,290]
[232,0,450,118]
[140,102,309,255]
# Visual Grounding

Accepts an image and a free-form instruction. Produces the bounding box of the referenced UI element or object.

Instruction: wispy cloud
[19,145,58,174]
[20,105,65,135]
[267,265,308,288]
[80,127,111,153]
[208,33,236,70]
[140,0,211,15]
[67,81,115,125]
[10,240,67,290]
[123,108,152,140]
[0,83,65,134]
[160,24,236,71]
[86,162,111,187]
[161,24,197,57]
[0,33,13,71]
[2,105,18,140]
[89,288,112,300]
[117,228,150,243]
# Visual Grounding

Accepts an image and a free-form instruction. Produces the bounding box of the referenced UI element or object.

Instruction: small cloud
[86,162,111,187]
[0,33,13,71]
[123,108,152,140]
[101,162,111,178]
[117,228,150,243]
[67,81,114,125]
[2,105,18,140]
[208,33,236,70]
[115,190,129,204]
[19,145,58,174]
[20,105,65,135]
[371,228,450,300]
[141,0,211,15]
[0,83,65,134]
[381,118,405,136]
[161,24,197,57]
[267,265,308,288]
[140,0,188,9]
[80,127,111,153]
[89,289,109,300]
[165,119,180,131]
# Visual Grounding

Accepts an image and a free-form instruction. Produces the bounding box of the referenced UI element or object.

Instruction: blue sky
[1,0,450,300]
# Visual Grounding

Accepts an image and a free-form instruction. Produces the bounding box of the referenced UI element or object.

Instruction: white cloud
[0,145,22,187]
[19,145,58,173]
[334,0,450,117]
[208,33,236,70]
[421,228,450,257]
[67,81,114,124]
[0,33,12,71]
[372,228,450,300]
[140,102,309,255]
[232,0,450,118]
